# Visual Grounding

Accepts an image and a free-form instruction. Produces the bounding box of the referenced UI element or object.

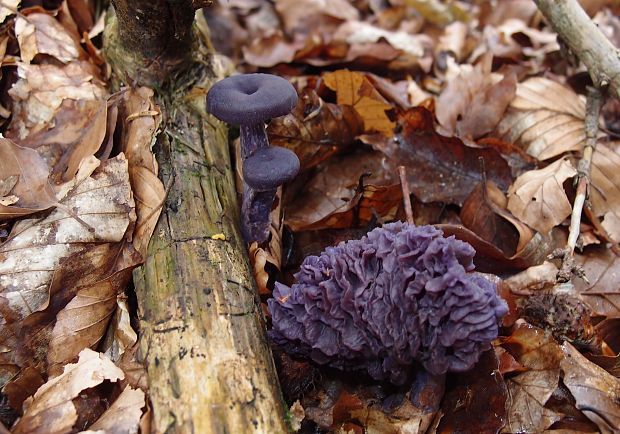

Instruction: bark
[534,0,620,99]
[104,4,288,434]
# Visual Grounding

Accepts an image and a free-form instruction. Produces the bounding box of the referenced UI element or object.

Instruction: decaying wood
[534,0,620,99]
[104,5,288,434]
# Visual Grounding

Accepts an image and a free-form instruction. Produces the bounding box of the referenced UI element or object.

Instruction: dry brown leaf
[13,99,108,182]
[561,342,620,433]
[0,155,135,323]
[102,297,138,362]
[0,138,56,219]
[574,247,620,318]
[8,62,106,140]
[116,87,164,257]
[507,158,576,233]
[497,78,588,160]
[333,20,432,59]
[242,31,303,67]
[275,0,359,35]
[11,349,124,434]
[15,13,82,64]
[591,142,620,222]
[84,385,145,434]
[323,70,395,135]
[47,272,122,376]
[436,54,517,140]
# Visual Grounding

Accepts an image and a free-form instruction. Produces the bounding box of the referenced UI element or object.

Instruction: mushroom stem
[240,123,269,160]
[242,186,276,242]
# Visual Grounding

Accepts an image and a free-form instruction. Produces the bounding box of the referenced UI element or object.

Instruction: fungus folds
[268,222,508,384]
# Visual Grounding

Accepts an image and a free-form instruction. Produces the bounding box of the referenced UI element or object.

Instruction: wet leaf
[561,342,620,433]
[507,158,576,234]
[323,70,395,135]
[437,350,508,434]
[11,349,124,434]
[362,107,513,205]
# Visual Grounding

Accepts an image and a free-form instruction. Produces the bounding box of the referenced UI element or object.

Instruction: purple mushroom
[207,73,300,243]
[206,73,298,160]
[242,146,300,243]
[268,222,508,384]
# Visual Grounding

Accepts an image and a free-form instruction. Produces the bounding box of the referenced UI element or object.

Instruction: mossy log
[104,4,288,433]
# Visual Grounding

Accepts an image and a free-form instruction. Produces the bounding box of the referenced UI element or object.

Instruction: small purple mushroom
[206,73,298,160]
[242,146,300,243]
[207,73,299,242]
[268,222,508,384]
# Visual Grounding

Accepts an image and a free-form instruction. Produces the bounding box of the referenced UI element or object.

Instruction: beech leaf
[507,158,576,233]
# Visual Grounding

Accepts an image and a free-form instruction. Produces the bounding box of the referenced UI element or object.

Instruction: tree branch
[534,0,620,99]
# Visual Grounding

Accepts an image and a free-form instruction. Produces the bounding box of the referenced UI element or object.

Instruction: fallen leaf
[242,31,303,67]
[461,180,534,257]
[497,77,588,160]
[501,323,564,433]
[268,88,364,171]
[507,158,576,233]
[0,0,18,24]
[13,99,108,182]
[8,62,106,141]
[47,258,140,376]
[438,224,555,273]
[102,297,138,362]
[0,155,135,323]
[561,342,620,433]
[15,13,82,64]
[437,350,508,433]
[574,246,620,318]
[323,70,395,135]
[436,54,517,140]
[362,107,513,205]
[333,20,432,58]
[11,349,124,434]
[275,0,359,35]
[591,142,620,225]
[0,138,57,219]
[285,150,400,231]
[116,87,164,257]
[85,385,145,434]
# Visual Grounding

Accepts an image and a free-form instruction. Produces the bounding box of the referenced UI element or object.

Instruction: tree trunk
[104,4,288,433]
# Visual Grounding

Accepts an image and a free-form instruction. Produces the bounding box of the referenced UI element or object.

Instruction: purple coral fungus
[268,222,508,384]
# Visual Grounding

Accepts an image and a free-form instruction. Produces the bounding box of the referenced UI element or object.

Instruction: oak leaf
[15,13,82,64]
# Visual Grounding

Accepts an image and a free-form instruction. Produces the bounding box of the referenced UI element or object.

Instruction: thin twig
[398,166,414,225]
[556,87,605,283]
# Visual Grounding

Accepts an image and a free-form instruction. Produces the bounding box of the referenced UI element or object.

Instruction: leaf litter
[3,0,620,433]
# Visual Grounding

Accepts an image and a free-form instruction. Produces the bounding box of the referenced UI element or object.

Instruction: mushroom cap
[207,73,298,125]
[243,146,300,191]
